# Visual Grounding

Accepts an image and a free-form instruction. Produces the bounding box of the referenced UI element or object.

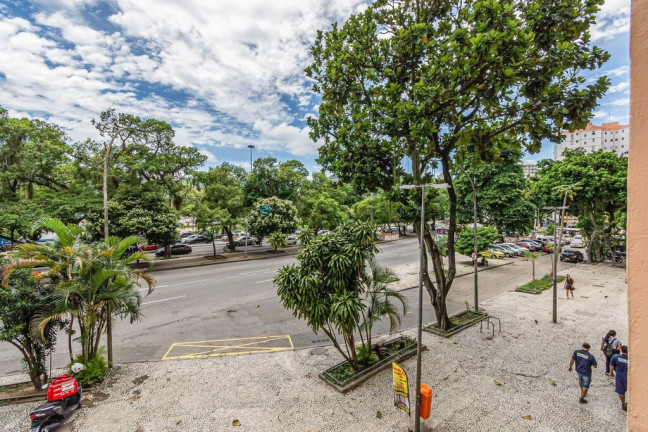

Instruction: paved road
[0,237,575,375]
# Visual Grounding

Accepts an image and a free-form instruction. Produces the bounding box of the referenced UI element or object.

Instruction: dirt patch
[132,375,149,386]
[84,390,109,408]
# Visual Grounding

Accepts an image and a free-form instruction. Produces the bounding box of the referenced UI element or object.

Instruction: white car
[317,230,331,236]
[286,235,298,245]
[570,235,585,248]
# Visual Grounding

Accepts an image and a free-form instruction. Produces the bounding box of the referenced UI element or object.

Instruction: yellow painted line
[162,335,294,361]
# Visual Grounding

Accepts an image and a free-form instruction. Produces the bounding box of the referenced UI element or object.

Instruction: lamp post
[401,182,451,432]
[248,144,255,172]
[543,206,567,323]
[456,165,479,311]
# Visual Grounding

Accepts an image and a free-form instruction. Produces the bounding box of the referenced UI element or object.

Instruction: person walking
[600,330,622,376]
[610,345,629,411]
[564,274,575,299]
[569,342,598,403]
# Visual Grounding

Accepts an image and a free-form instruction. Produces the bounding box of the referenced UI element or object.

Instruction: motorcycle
[29,363,85,431]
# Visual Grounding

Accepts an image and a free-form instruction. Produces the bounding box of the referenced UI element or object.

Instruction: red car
[138,243,159,252]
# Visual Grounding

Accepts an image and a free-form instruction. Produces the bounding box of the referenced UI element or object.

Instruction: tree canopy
[306,0,609,329]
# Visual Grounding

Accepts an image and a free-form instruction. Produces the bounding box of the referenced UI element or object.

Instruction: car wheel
[559,257,564,261]
[505,253,510,257]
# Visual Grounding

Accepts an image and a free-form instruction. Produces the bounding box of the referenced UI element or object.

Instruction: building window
[592,131,595,135]
[622,137,624,140]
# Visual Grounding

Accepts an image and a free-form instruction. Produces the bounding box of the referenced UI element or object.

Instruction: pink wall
[628,2,648,430]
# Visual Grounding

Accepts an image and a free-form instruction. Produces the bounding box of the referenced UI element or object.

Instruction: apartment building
[554,122,630,160]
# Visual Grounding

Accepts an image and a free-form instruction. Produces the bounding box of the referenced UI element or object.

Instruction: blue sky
[0,0,630,171]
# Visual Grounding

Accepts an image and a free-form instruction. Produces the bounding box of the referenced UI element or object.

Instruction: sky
[0,0,631,172]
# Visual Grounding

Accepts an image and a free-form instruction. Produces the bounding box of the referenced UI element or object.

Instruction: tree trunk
[211,238,217,258]
[67,316,75,362]
[107,311,113,368]
[226,229,236,252]
[103,136,118,240]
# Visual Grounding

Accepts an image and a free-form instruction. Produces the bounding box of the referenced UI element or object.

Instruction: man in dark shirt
[610,345,629,411]
[568,342,598,403]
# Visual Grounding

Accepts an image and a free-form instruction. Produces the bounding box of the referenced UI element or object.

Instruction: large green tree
[246,197,299,239]
[531,149,627,261]
[244,157,308,203]
[454,148,535,235]
[199,163,249,252]
[307,0,608,329]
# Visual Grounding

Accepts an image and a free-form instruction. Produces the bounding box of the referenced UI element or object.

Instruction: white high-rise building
[520,161,539,178]
[554,122,630,160]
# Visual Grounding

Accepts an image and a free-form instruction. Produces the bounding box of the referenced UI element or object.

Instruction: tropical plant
[267,231,288,252]
[455,227,499,256]
[358,258,407,351]
[0,264,64,390]
[4,218,154,366]
[275,221,406,371]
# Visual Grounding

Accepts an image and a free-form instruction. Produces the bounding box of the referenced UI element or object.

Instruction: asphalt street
[0,236,576,375]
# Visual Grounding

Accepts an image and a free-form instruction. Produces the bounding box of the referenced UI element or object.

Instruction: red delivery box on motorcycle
[46,375,78,401]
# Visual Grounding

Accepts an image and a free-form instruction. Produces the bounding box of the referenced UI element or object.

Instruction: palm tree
[5,219,154,365]
[359,258,407,349]
[92,236,154,365]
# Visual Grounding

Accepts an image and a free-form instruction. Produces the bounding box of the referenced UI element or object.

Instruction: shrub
[70,348,108,387]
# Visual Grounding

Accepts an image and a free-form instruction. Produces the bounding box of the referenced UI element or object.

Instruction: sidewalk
[0,263,627,431]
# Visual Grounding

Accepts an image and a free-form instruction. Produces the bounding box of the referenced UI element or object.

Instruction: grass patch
[449,310,484,326]
[516,274,566,294]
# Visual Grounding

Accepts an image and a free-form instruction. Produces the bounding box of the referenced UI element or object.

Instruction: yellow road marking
[162,335,294,361]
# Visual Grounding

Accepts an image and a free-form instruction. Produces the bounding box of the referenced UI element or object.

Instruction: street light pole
[544,206,567,324]
[457,166,479,311]
[248,144,255,172]
[401,182,450,432]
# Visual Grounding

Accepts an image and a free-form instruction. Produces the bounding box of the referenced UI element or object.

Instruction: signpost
[392,362,410,416]
[259,205,271,215]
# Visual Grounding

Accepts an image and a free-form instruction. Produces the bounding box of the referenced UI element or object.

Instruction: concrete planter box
[376,233,399,241]
[319,336,420,393]
[424,309,489,338]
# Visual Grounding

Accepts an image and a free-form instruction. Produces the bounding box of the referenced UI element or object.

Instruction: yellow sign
[392,362,410,416]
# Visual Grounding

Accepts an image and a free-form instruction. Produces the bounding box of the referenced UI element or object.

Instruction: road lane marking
[255,279,274,284]
[401,252,416,256]
[142,278,212,291]
[162,335,293,360]
[225,268,273,279]
[142,295,186,305]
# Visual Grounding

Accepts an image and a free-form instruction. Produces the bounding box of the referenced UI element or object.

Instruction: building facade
[554,122,630,160]
[520,161,538,178]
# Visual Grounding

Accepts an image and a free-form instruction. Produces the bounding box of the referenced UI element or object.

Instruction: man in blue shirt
[610,345,629,411]
[568,342,598,403]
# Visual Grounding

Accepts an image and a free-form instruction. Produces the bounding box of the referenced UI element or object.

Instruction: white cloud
[591,0,630,41]
[605,97,629,106]
[608,81,629,93]
[0,1,363,158]
[199,149,218,163]
[592,110,629,124]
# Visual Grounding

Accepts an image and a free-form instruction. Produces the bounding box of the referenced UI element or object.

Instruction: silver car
[501,243,526,256]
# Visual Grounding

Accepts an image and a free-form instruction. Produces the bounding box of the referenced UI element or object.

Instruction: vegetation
[0,265,63,390]
[531,150,627,262]
[306,0,609,330]
[456,226,500,256]
[267,231,288,252]
[275,221,407,371]
[2,218,154,368]
[516,274,566,294]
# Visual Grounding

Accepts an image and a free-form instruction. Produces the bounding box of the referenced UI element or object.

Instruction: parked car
[516,240,542,252]
[501,243,526,256]
[179,232,194,238]
[286,235,298,245]
[182,234,212,244]
[138,243,160,252]
[560,249,584,263]
[496,244,522,257]
[155,244,192,257]
[479,249,505,259]
[570,235,585,248]
[231,230,246,237]
[317,230,331,236]
[490,245,513,257]
[233,236,260,246]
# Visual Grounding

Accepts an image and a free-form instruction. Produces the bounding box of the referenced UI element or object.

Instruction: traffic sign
[259,205,271,215]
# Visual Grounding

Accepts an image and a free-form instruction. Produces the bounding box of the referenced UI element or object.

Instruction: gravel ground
[1,263,627,432]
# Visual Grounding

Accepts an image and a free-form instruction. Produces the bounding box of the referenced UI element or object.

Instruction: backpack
[604,337,618,357]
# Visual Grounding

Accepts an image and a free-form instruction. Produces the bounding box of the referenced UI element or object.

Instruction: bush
[356,344,379,367]
[69,348,108,387]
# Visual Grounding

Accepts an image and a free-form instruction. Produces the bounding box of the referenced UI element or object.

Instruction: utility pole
[457,165,479,311]
[544,206,567,323]
[248,144,255,172]
[401,183,451,432]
